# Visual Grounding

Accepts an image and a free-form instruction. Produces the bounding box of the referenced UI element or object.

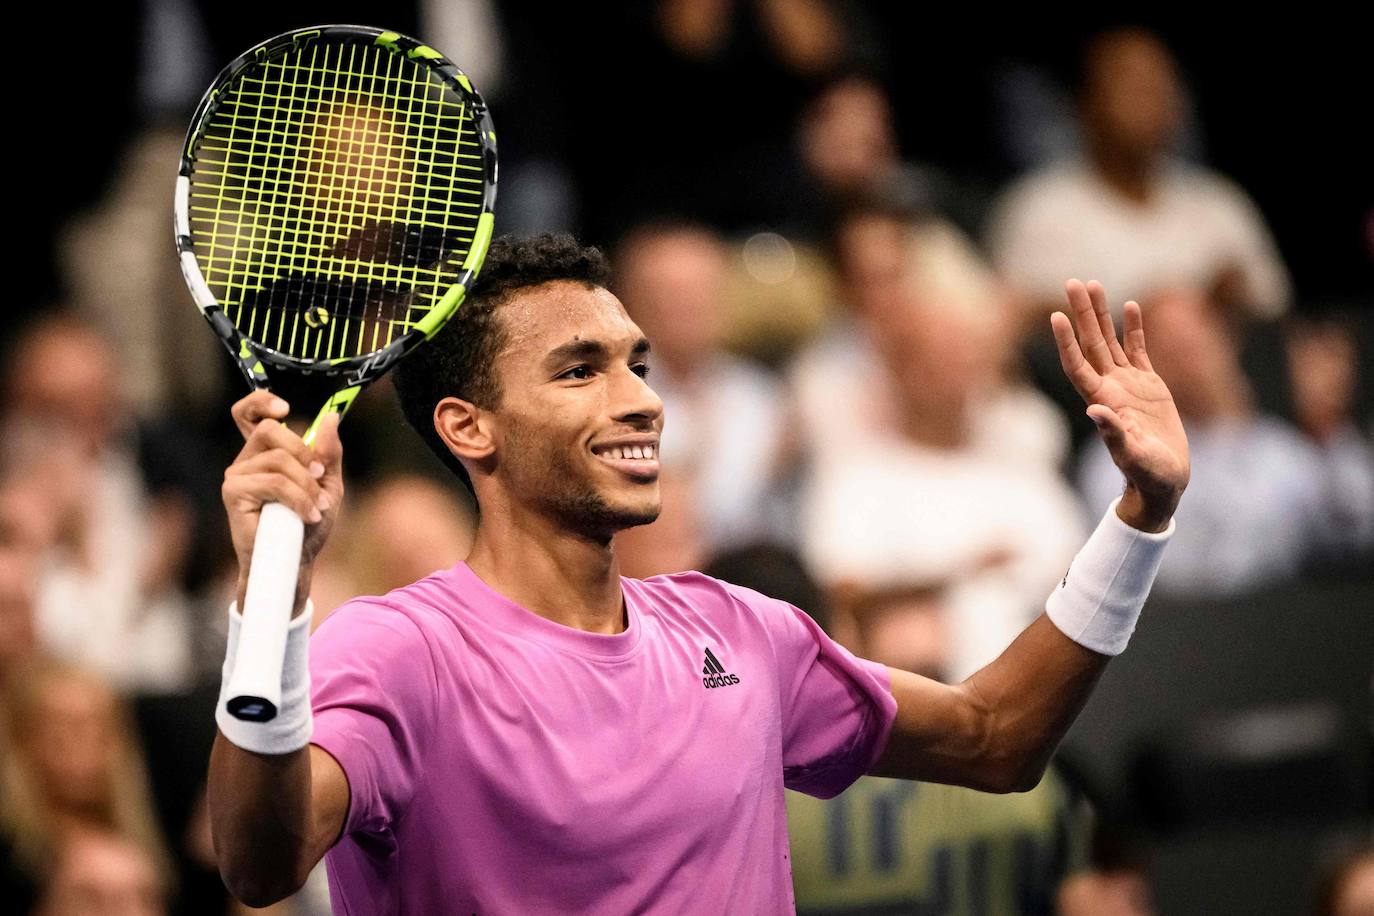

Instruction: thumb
[312,412,344,473]
[1087,405,1129,451]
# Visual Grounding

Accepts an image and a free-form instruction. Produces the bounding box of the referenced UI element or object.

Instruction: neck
[464,497,627,635]
[898,398,970,450]
[1089,143,1157,205]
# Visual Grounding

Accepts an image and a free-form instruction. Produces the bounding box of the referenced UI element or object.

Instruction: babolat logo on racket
[702,647,740,688]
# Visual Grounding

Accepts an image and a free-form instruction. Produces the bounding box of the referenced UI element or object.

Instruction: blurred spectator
[309,474,477,622]
[795,211,1084,679]
[61,128,226,419]
[1315,846,1374,916]
[1,315,199,693]
[783,73,983,243]
[1077,288,1374,596]
[1286,315,1367,446]
[33,825,168,916]
[1057,868,1156,916]
[987,27,1292,327]
[793,204,1071,475]
[578,0,868,241]
[0,658,172,900]
[615,221,792,549]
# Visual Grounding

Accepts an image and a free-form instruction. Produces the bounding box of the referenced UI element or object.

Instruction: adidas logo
[702,647,740,689]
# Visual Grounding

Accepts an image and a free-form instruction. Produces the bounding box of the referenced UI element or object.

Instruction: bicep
[867,666,999,790]
[307,744,350,862]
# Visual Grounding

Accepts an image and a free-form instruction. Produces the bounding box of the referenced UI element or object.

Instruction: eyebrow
[543,336,651,369]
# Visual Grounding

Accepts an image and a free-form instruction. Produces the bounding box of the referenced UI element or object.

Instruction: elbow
[985,752,1050,794]
[220,862,310,908]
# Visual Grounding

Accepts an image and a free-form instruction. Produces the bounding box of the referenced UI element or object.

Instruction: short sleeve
[308,599,438,838]
[726,584,897,799]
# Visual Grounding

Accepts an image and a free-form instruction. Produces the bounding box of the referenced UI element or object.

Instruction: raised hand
[1051,280,1189,532]
[222,391,345,608]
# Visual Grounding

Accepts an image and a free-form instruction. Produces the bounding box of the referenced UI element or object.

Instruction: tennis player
[208,234,1188,913]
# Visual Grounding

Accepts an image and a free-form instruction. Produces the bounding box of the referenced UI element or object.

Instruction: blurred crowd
[3,2,1371,915]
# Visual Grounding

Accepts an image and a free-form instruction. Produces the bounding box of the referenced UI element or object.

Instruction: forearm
[211,585,331,905]
[873,616,1107,793]
[962,615,1110,791]
[208,736,315,905]
[873,498,1174,791]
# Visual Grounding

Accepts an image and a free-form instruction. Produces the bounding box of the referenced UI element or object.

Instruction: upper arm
[867,666,1003,792]
[307,744,351,862]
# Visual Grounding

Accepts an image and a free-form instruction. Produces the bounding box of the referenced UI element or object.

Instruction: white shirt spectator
[652,353,789,550]
[1078,415,1374,597]
[988,159,1292,320]
[801,434,1086,681]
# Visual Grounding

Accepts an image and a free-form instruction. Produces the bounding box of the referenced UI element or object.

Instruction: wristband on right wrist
[1045,497,1175,656]
[216,601,315,755]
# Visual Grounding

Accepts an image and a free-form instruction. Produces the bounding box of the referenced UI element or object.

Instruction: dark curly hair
[393,233,612,496]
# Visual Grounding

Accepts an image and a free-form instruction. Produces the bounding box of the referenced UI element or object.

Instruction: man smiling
[207,234,1189,914]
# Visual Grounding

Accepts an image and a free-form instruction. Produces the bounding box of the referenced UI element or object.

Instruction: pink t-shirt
[308,562,896,914]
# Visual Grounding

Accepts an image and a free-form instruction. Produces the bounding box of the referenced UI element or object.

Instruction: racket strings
[187,38,484,361]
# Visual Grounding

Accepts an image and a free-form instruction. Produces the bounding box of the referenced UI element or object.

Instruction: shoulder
[310,588,447,671]
[1165,162,1264,214]
[994,161,1092,216]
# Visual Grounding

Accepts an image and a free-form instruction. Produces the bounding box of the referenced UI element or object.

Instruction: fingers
[231,391,291,441]
[223,473,324,525]
[310,413,344,476]
[1051,310,1100,399]
[1122,300,1154,372]
[224,448,327,523]
[1065,279,1115,373]
[236,415,319,478]
[1087,280,1130,368]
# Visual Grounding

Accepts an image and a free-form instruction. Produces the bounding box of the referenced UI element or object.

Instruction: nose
[609,363,663,426]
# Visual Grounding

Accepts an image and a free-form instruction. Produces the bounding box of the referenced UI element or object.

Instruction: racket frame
[176,24,496,722]
[174,23,497,438]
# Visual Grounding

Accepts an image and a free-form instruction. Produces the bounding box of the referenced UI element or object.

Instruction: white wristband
[1045,498,1174,656]
[216,601,314,754]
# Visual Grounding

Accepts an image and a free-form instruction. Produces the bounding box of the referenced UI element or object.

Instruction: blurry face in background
[483,281,664,538]
[8,324,120,457]
[356,476,476,589]
[834,212,909,320]
[22,671,118,815]
[801,77,897,196]
[865,228,1001,427]
[616,229,727,377]
[36,828,164,916]
[1081,29,1183,164]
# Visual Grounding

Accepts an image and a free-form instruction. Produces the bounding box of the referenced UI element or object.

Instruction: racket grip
[225,501,306,722]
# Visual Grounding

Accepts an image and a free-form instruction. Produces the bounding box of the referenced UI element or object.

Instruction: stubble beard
[503,415,661,540]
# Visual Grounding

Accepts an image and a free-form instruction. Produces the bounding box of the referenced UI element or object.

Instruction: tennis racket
[175,24,496,722]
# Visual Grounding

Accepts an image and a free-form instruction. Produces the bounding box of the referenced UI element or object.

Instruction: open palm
[1052,280,1190,509]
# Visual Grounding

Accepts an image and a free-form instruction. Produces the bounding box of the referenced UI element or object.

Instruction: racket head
[174,24,496,392]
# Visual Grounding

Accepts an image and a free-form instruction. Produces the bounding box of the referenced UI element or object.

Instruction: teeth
[597,445,656,461]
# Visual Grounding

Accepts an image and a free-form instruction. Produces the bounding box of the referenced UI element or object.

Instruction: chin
[553,485,661,538]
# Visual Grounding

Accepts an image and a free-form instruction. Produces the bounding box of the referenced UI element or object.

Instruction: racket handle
[225,501,305,722]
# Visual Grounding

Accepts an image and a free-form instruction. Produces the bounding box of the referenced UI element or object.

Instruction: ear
[434,396,496,463]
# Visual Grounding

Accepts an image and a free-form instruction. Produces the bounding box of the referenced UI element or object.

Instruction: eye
[559,365,593,380]
[632,363,650,379]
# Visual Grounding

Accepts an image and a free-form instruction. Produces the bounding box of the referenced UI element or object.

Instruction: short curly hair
[393,233,612,495]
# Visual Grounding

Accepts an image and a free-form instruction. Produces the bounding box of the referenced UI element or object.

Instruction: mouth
[590,440,660,480]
